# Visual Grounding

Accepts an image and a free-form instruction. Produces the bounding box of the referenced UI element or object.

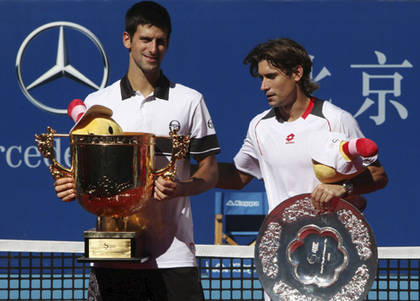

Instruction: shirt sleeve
[83,91,99,108]
[334,110,365,139]
[189,96,221,158]
[233,121,263,180]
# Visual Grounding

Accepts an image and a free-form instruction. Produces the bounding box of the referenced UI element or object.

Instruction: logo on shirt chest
[286,133,295,144]
[169,120,181,132]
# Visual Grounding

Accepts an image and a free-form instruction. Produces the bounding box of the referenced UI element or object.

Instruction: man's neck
[277,92,311,122]
[127,67,160,97]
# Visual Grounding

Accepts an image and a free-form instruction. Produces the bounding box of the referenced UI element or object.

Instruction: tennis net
[0,240,418,300]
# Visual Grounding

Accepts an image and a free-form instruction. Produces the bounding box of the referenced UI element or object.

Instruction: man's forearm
[181,155,218,196]
[348,161,388,195]
[216,162,253,190]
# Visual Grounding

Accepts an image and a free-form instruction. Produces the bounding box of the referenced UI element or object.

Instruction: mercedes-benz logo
[16,21,109,114]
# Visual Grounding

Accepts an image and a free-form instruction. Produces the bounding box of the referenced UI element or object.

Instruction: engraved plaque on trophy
[255,193,377,301]
[35,127,190,262]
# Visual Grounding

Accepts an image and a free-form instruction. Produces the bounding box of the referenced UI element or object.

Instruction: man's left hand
[311,183,346,210]
[153,176,185,200]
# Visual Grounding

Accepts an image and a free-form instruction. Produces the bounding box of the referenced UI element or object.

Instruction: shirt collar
[270,97,315,121]
[120,72,170,101]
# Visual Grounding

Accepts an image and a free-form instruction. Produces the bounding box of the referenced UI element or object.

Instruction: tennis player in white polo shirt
[216,38,388,301]
[217,38,388,214]
[54,2,219,300]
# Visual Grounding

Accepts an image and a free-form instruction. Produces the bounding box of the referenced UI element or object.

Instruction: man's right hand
[54,177,76,202]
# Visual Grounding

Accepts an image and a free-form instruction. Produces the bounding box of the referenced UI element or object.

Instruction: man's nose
[149,40,158,54]
[260,79,268,91]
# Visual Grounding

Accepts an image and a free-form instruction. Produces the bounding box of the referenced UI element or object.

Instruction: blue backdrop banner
[1,0,418,246]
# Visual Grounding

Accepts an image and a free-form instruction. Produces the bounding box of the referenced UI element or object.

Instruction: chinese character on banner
[310,55,332,102]
[350,51,413,125]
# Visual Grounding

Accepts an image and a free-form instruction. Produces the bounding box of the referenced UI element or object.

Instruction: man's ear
[293,65,304,82]
[122,32,131,50]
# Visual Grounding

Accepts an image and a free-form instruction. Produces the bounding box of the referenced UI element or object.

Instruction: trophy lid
[70,105,113,132]
[67,99,122,135]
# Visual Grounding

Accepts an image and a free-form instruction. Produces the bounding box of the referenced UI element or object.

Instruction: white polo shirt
[234,98,364,212]
[84,73,220,269]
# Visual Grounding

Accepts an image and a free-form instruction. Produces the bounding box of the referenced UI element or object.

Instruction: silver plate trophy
[255,193,377,301]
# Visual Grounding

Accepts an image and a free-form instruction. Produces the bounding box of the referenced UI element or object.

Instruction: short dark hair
[243,38,319,97]
[125,1,172,40]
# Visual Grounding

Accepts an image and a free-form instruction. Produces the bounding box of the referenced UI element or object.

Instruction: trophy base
[78,229,149,262]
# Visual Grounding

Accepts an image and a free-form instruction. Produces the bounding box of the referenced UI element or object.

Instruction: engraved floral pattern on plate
[254,194,377,301]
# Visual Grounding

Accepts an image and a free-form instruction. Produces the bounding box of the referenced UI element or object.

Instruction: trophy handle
[152,130,190,181]
[35,126,72,180]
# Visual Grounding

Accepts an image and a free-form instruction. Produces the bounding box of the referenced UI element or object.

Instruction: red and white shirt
[234,98,364,212]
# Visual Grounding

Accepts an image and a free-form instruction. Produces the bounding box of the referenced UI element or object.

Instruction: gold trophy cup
[35,126,190,262]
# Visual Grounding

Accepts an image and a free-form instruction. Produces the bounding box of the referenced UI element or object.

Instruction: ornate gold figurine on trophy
[35,100,190,262]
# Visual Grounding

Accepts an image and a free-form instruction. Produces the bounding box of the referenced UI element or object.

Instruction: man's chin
[145,63,160,70]
[140,64,161,75]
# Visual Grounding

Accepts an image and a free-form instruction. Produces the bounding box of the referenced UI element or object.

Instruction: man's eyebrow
[259,71,278,77]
